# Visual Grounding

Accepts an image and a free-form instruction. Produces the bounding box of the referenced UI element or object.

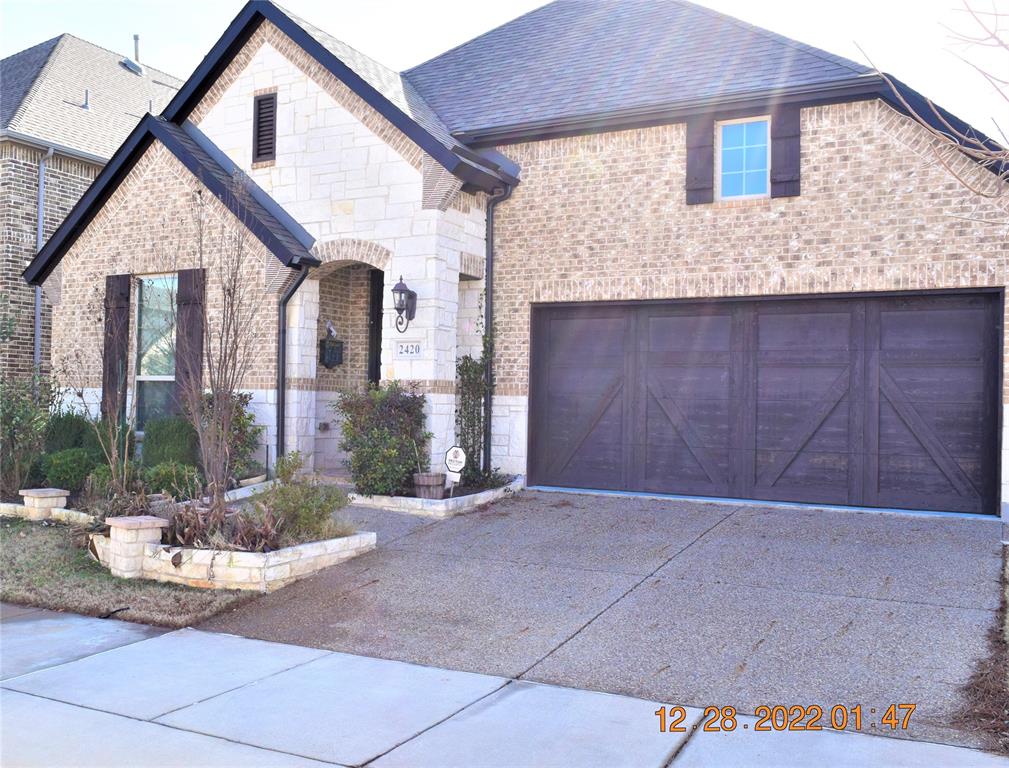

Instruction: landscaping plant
[455,354,486,487]
[141,416,200,467]
[42,448,95,494]
[44,411,93,455]
[335,383,430,496]
[0,373,57,500]
[225,392,265,481]
[143,461,202,500]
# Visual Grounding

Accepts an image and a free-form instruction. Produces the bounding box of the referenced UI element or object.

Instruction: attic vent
[121,58,144,76]
[252,93,277,163]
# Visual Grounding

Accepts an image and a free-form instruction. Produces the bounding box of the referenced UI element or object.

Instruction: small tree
[871,2,1008,220]
[173,183,270,516]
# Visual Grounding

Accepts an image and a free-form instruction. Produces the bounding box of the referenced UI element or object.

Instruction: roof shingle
[405,0,873,137]
[1,34,182,159]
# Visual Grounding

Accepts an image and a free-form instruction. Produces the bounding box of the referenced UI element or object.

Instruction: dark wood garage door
[528,293,1000,514]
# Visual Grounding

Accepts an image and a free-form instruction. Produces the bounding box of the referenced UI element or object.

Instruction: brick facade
[493,100,1008,396]
[487,99,1009,490]
[47,141,281,401]
[316,263,372,392]
[0,141,100,379]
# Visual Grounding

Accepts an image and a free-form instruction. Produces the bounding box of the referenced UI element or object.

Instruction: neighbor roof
[22,115,318,286]
[1,33,182,160]
[405,0,876,141]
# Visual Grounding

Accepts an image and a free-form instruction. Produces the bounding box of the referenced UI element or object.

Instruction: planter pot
[238,474,268,488]
[413,472,446,500]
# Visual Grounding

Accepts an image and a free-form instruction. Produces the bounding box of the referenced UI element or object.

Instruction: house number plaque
[395,341,422,358]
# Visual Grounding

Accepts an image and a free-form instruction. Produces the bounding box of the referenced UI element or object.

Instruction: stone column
[106,516,168,579]
[285,279,320,470]
[17,488,69,520]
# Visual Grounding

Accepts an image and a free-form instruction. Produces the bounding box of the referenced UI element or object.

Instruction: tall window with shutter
[252,93,277,163]
[135,274,177,429]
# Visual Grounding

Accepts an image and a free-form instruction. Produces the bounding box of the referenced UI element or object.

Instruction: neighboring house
[23,1,1008,517]
[0,34,181,379]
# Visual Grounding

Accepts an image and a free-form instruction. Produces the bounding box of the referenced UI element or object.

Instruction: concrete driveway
[202,491,1006,749]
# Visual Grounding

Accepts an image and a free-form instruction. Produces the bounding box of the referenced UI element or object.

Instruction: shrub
[455,354,487,486]
[86,464,113,497]
[0,374,56,499]
[81,419,136,466]
[335,383,430,496]
[223,392,265,481]
[44,411,92,454]
[42,448,95,493]
[250,452,349,549]
[142,416,199,468]
[144,461,202,500]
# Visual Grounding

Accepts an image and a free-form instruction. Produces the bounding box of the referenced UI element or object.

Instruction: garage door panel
[882,365,986,404]
[758,311,854,351]
[645,313,731,351]
[645,397,732,449]
[756,365,851,402]
[529,293,999,514]
[756,398,851,453]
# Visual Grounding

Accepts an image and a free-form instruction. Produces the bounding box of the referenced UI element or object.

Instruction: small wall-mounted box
[319,338,344,368]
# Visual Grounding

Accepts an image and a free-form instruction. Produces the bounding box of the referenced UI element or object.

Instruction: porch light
[391,275,417,333]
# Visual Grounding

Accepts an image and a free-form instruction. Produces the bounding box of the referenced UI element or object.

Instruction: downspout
[482,184,513,474]
[34,146,54,374]
[276,262,312,466]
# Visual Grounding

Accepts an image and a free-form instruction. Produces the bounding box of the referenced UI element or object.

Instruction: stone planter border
[348,476,524,518]
[88,515,376,592]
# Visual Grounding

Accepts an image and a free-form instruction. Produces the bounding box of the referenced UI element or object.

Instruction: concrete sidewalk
[1,606,1006,767]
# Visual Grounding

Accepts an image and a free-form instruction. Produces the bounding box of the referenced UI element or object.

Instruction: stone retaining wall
[349,477,524,518]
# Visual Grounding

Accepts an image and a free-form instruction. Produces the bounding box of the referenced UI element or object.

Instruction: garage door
[528,293,1000,514]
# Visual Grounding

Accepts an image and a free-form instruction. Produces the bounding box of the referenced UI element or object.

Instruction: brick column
[106,516,168,579]
[17,488,69,520]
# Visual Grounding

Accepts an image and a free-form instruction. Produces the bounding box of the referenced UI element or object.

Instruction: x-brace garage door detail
[528,293,1000,514]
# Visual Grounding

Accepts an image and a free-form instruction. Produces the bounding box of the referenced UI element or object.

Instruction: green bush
[251,452,350,549]
[80,419,135,466]
[224,393,265,481]
[143,461,202,500]
[44,411,92,454]
[0,374,55,499]
[86,463,113,497]
[142,417,199,468]
[42,448,95,493]
[335,384,429,496]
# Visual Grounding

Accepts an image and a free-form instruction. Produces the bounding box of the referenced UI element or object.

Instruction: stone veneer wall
[489,100,1009,504]
[1,141,101,379]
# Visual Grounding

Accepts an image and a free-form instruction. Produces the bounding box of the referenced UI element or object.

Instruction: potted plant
[412,440,444,500]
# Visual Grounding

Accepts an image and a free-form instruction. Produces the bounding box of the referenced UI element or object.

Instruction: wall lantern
[391,275,417,333]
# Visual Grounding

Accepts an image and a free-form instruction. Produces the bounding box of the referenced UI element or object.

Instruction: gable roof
[23,114,317,286]
[405,0,876,142]
[162,1,516,192]
[1,34,182,160]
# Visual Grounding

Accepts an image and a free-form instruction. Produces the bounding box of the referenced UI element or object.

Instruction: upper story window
[717,117,769,199]
[253,92,277,163]
[136,274,176,429]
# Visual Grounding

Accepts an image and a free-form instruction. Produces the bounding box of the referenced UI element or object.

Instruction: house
[23,0,1007,517]
[1,34,181,378]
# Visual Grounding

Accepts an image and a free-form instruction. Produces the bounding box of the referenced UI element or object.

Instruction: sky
[1,0,1004,139]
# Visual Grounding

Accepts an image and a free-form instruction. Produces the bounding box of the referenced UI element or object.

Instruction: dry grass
[0,517,254,628]
[955,546,1009,754]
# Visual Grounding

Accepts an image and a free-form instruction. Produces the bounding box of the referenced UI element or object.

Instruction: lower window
[135,274,177,429]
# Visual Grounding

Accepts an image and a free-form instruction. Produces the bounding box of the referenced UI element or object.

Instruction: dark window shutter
[174,268,205,414]
[101,274,131,420]
[685,116,715,205]
[771,106,801,198]
[252,93,277,162]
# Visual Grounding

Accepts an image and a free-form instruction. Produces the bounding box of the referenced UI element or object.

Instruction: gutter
[33,145,55,374]
[2,129,108,166]
[276,262,312,467]
[482,183,514,474]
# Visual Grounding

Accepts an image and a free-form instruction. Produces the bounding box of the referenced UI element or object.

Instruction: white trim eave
[0,128,109,166]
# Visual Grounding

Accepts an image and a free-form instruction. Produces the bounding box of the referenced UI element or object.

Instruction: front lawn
[0,517,253,627]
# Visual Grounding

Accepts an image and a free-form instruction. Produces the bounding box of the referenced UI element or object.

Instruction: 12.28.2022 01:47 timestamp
[655,704,916,733]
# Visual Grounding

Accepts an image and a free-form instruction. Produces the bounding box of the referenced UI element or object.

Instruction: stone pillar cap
[19,488,69,498]
[106,515,170,529]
